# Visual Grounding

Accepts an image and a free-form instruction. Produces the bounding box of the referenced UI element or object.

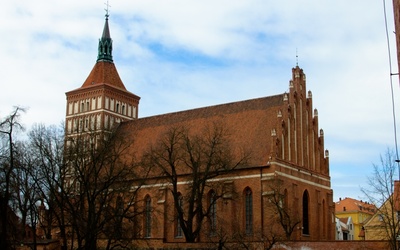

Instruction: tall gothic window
[302,190,310,235]
[144,195,151,238]
[245,187,253,235]
[209,190,217,235]
[176,194,183,237]
[115,196,124,239]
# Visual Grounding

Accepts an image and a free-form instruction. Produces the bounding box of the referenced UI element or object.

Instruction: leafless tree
[142,123,248,243]
[211,175,300,250]
[12,140,44,250]
[361,148,400,250]
[29,123,69,249]
[29,123,149,250]
[0,107,25,250]
[264,176,301,241]
[61,127,147,250]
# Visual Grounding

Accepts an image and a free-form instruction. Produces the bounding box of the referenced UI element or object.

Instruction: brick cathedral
[65,14,335,247]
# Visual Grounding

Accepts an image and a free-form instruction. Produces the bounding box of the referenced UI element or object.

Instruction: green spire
[97,14,113,62]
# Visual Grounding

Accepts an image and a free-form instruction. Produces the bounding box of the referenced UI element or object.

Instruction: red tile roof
[81,61,127,90]
[119,94,284,167]
[335,197,376,215]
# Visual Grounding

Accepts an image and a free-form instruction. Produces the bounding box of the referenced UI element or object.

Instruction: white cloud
[0,0,398,201]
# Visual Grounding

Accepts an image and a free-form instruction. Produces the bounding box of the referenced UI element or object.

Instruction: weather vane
[105,0,111,18]
[296,48,299,66]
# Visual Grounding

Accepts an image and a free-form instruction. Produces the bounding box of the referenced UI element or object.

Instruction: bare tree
[362,148,400,250]
[12,140,43,250]
[29,123,69,250]
[264,176,301,241]
[142,123,248,243]
[0,107,25,250]
[30,123,149,250]
[61,127,147,250]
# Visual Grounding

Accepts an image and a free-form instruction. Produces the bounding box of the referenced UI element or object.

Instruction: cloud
[0,0,397,201]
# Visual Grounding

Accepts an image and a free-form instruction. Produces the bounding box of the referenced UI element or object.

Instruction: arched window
[144,195,151,238]
[209,190,217,235]
[244,187,253,235]
[122,105,125,115]
[302,190,310,235]
[176,193,183,237]
[116,103,120,113]
[115,196,124,239]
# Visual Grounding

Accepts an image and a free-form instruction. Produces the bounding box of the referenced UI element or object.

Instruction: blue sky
[0,0,398,201]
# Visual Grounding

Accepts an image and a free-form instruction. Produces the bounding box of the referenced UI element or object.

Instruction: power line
[382,0,400,179]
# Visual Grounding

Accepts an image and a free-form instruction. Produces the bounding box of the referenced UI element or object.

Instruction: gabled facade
[335,216,354,240]
[64,15,335,246]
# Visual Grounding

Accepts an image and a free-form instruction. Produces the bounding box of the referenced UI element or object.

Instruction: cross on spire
[105,0,111,18]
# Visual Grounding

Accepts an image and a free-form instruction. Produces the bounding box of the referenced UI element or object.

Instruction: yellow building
[335,197,376,240]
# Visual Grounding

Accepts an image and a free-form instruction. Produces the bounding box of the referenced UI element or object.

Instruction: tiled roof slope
[119,94,284,167]
[80,61,127,90]
[335,197,376,215]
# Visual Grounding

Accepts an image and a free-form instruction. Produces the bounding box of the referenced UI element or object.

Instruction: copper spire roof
[97,15,113,62]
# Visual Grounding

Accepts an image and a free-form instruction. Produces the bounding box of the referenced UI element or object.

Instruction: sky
[0,0,398,202]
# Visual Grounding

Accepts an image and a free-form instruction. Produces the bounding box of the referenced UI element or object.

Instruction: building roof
[119,94,284,167]
[335,197,376,215]
[80,61,127,90]
[339,217,349,224]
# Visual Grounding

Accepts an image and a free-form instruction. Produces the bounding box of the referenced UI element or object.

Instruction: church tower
[65,14,140,137]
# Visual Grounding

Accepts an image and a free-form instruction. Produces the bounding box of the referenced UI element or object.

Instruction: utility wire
[382,0,400,179]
